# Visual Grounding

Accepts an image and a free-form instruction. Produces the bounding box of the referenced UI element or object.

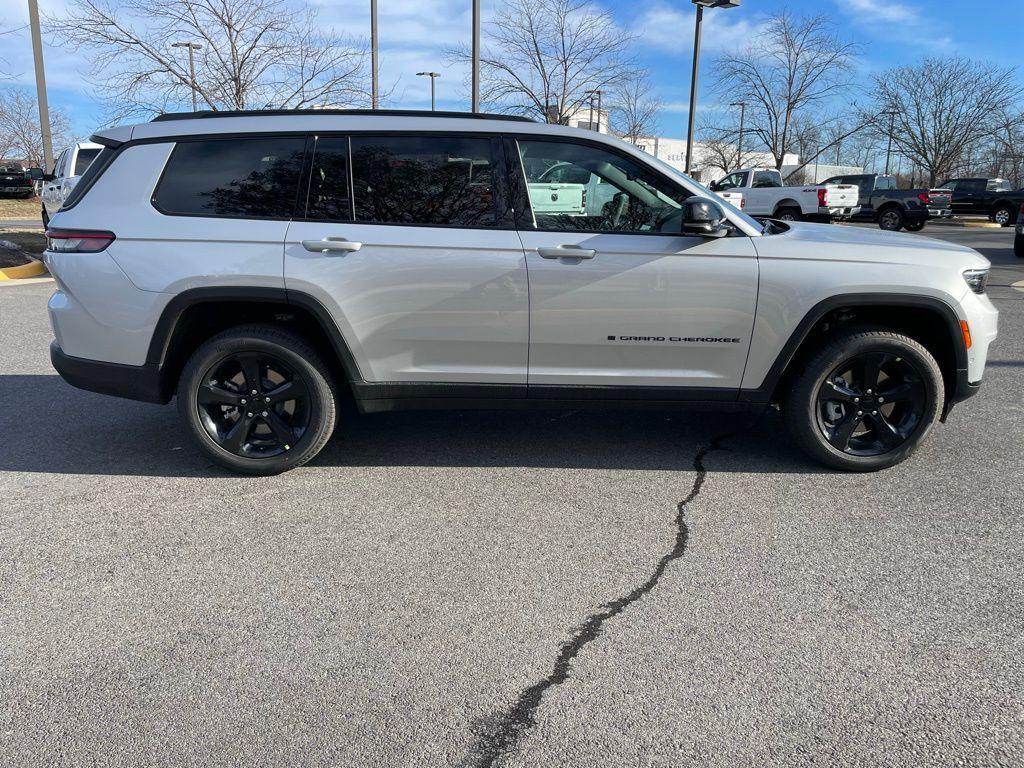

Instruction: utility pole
[884,110,896,175]
[172,41,203,112]
[416,71,440,111]
[471,0,481,112]
[595,89,603,132]
[27,0,53,170]
[371,0,379,109]
[730,100,745,170]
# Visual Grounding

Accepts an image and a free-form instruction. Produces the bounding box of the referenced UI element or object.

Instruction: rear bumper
[928,208,953,218]
[50,341,169,404]
[817,206,861,220]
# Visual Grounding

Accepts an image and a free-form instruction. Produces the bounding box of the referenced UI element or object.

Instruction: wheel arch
[772,199,801,215]
[742,293,967,409]
[148,287,363,400]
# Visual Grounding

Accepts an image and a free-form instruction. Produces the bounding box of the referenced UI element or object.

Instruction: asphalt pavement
[1,226,1022,767]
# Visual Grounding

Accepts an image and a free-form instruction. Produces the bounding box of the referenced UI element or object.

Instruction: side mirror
[682,196,730,238]
[42,172,55,182]
[708,181,720,192]
[27,167,44,180]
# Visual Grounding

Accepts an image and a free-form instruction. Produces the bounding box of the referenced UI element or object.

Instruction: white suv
[44,109,998,474]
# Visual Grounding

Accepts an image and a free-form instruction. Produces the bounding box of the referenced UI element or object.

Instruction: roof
[151,109,534,123]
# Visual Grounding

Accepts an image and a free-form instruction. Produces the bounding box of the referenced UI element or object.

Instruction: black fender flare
[739,292,968,403]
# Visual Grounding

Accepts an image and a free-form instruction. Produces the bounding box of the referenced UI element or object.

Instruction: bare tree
[608,74,660,145]
[0,87,75,167]
[47,0,370,120]
[448,0,637,124]
[712,12,859,170]
[869,57,1022,186]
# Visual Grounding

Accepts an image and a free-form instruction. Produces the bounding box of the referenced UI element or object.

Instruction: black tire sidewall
[784,330,944,471]
[177,328,337,475]
[904,219,926,232]
[878,208,904,231]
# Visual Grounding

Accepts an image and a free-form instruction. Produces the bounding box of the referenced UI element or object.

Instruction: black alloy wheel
[178,325,338,474]
[815,352,927,457]
[783,328,943,471]
[903,219,926,232]
[197,352,310,458]
[878,207,904,231]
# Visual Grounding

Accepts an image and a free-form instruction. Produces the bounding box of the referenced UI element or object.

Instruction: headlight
[962,268,989,295]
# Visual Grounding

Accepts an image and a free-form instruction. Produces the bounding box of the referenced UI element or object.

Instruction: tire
[992,204,1016,228]
[783,328,944,472]
[877,207,904,231]
[177,324,338,475]
[41,208,49,228]
[776,206,802,222]
[903,219,926,232]
[1015,233,1024,258]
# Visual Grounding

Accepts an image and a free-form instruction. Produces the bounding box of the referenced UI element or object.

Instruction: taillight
[817,188,827,207]
[918,192,931,205]
[45,228,116,253]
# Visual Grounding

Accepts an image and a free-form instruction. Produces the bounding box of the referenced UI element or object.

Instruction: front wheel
[783,328,943,471]
[177,325,338,475]
[41,207,49,228]
[877,207,905,231]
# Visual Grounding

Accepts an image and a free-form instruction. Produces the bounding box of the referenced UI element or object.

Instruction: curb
[0,258,47,280]
[929,219,1004,230]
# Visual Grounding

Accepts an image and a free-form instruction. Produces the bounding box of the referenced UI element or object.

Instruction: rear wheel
[903,219,926,232]
[992,204,1016,227]
[776,206,802,222]
[1015,233,1024,258]
[177,325,338,475]
[877,207,904,231]
[783,328,943,471]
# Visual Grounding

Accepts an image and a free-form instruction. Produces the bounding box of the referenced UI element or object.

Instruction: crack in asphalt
[461,421,757,768]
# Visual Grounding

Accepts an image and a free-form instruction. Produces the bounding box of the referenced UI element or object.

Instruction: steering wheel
[607,192,629,228]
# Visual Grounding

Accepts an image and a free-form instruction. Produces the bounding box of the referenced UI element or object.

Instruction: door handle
[301,237,363,254]
[537,245,596,260]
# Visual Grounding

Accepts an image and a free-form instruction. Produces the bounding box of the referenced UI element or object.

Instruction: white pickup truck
[709,167,860,223]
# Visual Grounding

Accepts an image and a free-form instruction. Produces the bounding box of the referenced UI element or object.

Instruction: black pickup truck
[0,165,38,199]
[938,178,1024,227]
[820,173,951,231]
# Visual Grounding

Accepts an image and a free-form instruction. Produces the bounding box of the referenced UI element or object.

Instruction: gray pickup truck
[821,173,952,232]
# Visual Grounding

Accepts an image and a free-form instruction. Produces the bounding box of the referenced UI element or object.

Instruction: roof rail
[151,108,535,123]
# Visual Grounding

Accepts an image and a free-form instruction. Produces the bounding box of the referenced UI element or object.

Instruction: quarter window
[154,137,306,218]
[518,139,689,233]
[74,147,101,176]
[350,135,497,227]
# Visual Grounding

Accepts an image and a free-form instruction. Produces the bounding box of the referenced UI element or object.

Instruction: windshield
[647,155,763,232]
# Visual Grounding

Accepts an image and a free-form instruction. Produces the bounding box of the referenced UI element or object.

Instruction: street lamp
[883,109,897,175]
[371,0,379,109]
[585,89,603,132]
[171,41,203,112]
[417,71,441,111]
[27,0,53,170]
[729,100,746,170]
[684,0,741,175]
[471,0,481,112]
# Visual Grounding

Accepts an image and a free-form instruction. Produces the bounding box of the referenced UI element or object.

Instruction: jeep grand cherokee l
[44,109,998,474]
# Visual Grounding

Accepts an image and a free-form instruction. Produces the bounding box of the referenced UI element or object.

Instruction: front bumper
[50,341,168,404]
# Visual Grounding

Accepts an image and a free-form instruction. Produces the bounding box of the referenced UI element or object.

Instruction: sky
[1,0,1021,142]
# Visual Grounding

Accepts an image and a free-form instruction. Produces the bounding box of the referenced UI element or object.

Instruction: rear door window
[153,136,306,218]
[350,135,498,227]
[74,147,101,176]
[304,136,352,221]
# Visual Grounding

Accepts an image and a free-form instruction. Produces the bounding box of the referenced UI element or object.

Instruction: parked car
[938,177,1024,227]
[0,164,38,198]
[1015,203,1024,258]
[44,109,996,475]
[820,174,952,232]
[40,141,103,226]
[709,168,860,223]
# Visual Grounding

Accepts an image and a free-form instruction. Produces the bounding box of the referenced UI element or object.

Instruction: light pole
[27,0,53,170]
[172,41,203,112]
[684,1,741,175]
[471,0,481,112]
[371,0,379,109]
[417,71,441,111]
[585,89,603,131]
[729,100,745,170]
[884,109,897,175]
